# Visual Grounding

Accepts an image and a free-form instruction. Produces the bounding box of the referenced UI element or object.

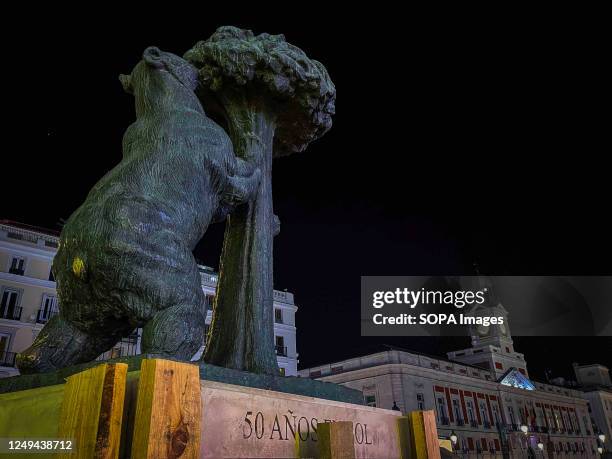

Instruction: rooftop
[0,219,60,237]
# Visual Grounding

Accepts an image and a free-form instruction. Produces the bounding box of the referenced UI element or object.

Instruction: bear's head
[119,46,199,96]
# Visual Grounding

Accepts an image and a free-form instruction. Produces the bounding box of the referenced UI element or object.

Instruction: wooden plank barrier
[317,421,355,459]
[2,359,436,459]
[130,359,201,459]
[407,410,441,459]
[57,362,128,459]
[396,416,412,458]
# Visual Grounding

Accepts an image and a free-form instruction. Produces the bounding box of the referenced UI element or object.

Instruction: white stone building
[574,363,612,453]
[300,302,603,457]
[0,220,298,377]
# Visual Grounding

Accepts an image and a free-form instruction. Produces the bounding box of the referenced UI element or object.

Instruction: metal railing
[8,268,24,276]
[0,305,22,321]
[0,351,17,367]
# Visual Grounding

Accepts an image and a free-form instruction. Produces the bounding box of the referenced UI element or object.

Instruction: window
[275,336,286,356]
[274,308,283,324]
[37,294,58,323]
[331,365,343,374]
[416,393,425,410]
[0,333,10,358]
[553,409,562,430]
[479,401,489,426]
[0,288,22,320]
[492,405,501,426]
[9,257,25,275]
[365,394,376,407]
[467,400,476,424]
[437,397,449,424]
[203,294,214,313]
[453,399,463,423]
[309,370,321,378]
[508,406,516,426]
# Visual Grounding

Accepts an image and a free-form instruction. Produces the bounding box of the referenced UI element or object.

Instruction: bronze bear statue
[17,47,260,373]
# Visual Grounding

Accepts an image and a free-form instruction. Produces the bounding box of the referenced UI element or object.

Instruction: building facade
[300,301,603,457]
[574,363,612,453]
[0,220,298,377]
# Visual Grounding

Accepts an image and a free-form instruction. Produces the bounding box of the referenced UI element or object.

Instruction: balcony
[8,268,24,276]
[0,305,22,321]
[275,345,287,357]
[0,351,16,367]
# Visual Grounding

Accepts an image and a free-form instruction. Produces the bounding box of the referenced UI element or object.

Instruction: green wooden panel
[0,384,64,458]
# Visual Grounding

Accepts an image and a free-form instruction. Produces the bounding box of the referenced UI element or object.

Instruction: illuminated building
[301,300,603,457]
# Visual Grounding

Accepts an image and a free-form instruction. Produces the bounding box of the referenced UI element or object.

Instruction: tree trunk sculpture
[185,27,336,375]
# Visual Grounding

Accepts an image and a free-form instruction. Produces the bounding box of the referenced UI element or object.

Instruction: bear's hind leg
[17,314,133,374]
[140,302,206,360]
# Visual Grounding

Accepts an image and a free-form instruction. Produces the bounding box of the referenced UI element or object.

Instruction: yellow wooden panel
[130,359,201,459]
[57,362,127,459]
[0,384,64,459]
[409,410,440,459]
[317,421,355,459]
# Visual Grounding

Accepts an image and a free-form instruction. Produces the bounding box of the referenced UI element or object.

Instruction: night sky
[3,12,610,382]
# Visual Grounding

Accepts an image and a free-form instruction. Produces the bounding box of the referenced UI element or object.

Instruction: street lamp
[450,430,458,445]
[520,424,529,434]
[599,433,606,443]
[537,442,544,450]
[598,446,603,455]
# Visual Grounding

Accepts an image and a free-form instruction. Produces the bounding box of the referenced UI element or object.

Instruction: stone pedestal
[198,380,403,458]
[1,359,440,458]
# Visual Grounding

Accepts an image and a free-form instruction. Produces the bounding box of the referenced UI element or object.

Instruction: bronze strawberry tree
[185,26,335,375]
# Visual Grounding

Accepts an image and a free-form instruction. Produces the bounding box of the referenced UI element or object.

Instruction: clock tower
[447,276,529,379]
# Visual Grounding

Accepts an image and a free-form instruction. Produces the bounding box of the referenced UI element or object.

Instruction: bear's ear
[119,74,133,94]
[143,46,164,69]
